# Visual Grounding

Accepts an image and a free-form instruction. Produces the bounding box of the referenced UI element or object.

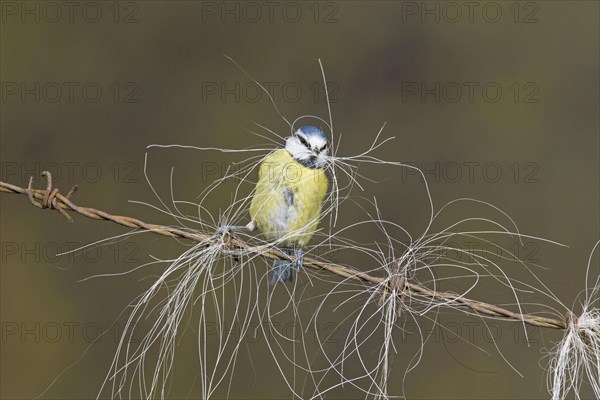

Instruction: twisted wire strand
[0,173,567,330]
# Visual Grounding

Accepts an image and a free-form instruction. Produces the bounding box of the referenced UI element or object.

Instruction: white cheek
[285,139,310,160]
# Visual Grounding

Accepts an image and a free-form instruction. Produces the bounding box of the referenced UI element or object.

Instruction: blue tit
[221,126,329,285]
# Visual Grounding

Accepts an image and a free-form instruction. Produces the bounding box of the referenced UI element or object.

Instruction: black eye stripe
[294,132,328,151]
[297,135,309,146]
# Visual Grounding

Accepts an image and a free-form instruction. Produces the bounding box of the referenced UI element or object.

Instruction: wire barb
[26,171,77,221]
[378,259,411,317]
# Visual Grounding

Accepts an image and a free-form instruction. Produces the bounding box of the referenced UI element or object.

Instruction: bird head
[285,126,329,169]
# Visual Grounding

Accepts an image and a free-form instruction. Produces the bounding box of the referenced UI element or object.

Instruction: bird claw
[292,248,304,270]
[216,222,255,237]
[215,226,232,235]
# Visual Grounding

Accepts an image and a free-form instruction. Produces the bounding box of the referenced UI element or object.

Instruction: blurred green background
[1,1,598,399]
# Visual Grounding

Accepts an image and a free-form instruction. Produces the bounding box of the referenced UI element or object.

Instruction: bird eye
[320,144,329,152]
[297,135,309,147]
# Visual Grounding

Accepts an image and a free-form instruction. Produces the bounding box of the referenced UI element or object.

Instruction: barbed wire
[0,172,567,331]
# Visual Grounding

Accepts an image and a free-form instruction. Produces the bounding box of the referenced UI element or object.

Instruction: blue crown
[298,125,327,140]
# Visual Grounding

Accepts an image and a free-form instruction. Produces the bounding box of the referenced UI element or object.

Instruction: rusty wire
[0,172,567,331]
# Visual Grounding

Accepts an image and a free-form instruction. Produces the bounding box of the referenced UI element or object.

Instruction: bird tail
[269,259,294,285]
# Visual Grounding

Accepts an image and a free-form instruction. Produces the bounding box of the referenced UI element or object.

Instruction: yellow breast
[249,149,328,246]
